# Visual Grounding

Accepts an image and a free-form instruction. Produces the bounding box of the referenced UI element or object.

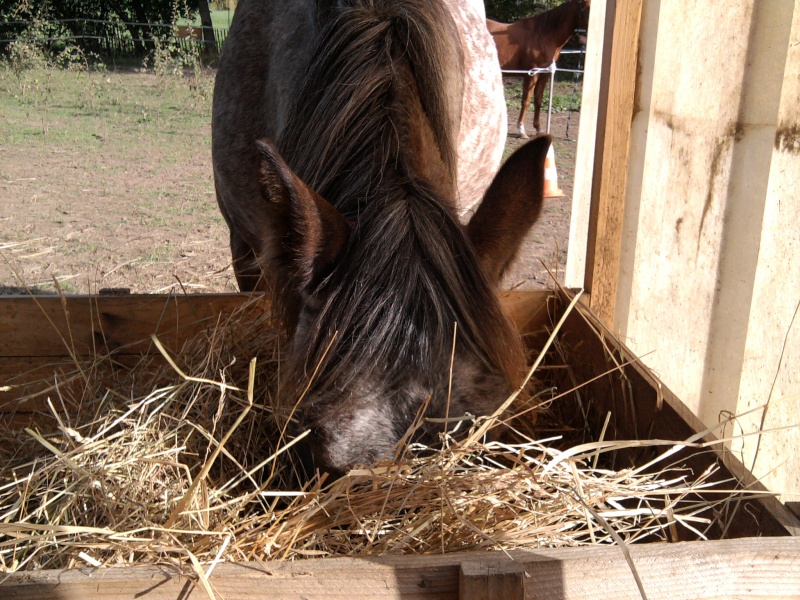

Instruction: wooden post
[584,0,644,326]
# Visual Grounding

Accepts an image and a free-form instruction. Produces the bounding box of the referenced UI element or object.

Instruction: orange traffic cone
[543,143,563,198]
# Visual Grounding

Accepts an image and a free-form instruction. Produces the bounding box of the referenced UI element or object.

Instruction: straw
[0,293,772,576]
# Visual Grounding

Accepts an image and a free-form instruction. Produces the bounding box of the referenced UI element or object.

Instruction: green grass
[503,77,583,113]
[0,62,219,241]
[0,65,212,153]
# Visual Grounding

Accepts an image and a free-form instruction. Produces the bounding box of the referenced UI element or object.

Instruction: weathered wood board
[2,537,799,599]
[568,0,800,502]
[0,293,269,415]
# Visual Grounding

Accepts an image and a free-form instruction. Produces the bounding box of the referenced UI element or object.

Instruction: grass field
[0,65,212,147]
[0,63,234,294]
[0,60,580,294]
[502,75,583,115]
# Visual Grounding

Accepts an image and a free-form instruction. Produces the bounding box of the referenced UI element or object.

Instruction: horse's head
[251,135,552,475]
[214,0,551,475]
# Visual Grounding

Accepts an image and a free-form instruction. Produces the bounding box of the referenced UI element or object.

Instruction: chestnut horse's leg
[517,74,536,138]
[532,74,549,135]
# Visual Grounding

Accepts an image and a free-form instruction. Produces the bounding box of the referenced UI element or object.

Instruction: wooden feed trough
[0,289,798,599]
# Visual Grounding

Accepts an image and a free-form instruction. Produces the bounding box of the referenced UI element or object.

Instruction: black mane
[274,0,525,400]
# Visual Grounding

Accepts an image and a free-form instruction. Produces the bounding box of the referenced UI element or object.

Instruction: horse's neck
[533,1,579,52]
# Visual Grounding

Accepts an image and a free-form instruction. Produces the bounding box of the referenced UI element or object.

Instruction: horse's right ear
[256,139,352,295]
[466,135,551,283]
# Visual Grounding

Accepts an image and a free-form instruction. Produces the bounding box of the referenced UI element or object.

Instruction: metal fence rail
[501,47,586,136]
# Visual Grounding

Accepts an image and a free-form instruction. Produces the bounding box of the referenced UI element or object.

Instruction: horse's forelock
[291,185,525,402]
[273,0,523,402]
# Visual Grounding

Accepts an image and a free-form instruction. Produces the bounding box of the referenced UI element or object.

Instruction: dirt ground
[0,72,576,295]
[501,104,578,290]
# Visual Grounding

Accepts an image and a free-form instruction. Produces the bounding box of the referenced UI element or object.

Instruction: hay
[0,295,762,575]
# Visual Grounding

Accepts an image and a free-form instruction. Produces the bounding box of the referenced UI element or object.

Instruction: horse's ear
[256,139,351,294]
[466,135,551,283]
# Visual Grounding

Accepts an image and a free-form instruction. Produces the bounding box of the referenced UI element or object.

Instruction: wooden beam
[565,0,607,289]
[0,293,268,359]
[584,0,644,326]
[2,538,798,599]
[0,293,271,414]
[0,291,553,413]
[0,292,552,362]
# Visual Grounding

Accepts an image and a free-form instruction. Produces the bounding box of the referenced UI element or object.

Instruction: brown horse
[212,0,550,475]
[488,0,590,137]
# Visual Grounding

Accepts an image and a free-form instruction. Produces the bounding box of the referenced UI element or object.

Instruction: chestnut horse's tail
[280,0,465,207]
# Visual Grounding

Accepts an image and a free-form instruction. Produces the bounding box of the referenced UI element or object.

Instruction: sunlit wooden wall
[567,0,800,502]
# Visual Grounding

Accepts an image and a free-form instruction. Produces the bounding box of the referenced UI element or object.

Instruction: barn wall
[732,0,800,501]
[572,0,800,500]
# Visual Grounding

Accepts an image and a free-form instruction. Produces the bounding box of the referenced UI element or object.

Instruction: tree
[196,0,217,58]
[1,0,198,53]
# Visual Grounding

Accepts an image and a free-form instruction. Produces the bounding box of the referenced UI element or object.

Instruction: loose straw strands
[0,297,769,576]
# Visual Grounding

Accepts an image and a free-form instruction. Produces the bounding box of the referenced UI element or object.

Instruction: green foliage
[485,0,567,23]
[147,2,193,70]
[1,0,201,58]
[0,0,196,27]
[3,2,104,76]
[177,9,233,29]
[145,31,202,79]
[143,26,211,105]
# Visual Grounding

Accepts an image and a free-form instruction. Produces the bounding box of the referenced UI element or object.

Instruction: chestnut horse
[212,0,550,474]
[488,0,590,137]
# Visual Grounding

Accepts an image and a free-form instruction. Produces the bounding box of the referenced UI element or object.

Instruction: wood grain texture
[0,293,269,413]
[0,291,553,414]
[555,291,800,538]
[584,0,644,326]
[0,293,267,359]
[2,537,798,599]
[459,561,525,600]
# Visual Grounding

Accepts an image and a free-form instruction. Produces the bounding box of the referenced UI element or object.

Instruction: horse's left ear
[466,135,551,283]
[256,139,351,295]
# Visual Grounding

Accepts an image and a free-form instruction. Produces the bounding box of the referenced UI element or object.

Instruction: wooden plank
[0,292,552,415]
[583,0,644,326]
[2,537,799,599]
[0,293,272,415]
[0,292,548,360]
[0,293,268,359]
[565,0,607,288]
[498,289,552,337]
[555,291,800,538]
